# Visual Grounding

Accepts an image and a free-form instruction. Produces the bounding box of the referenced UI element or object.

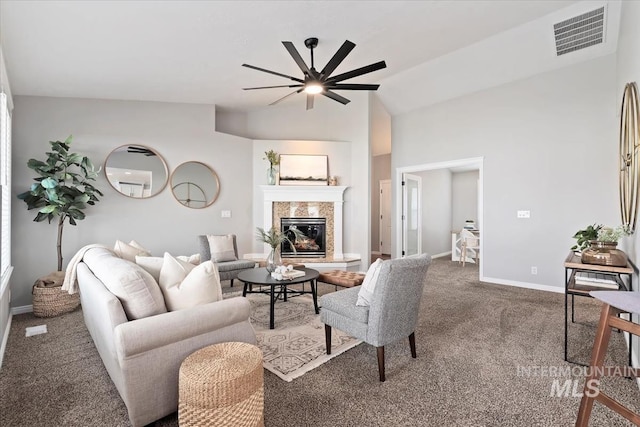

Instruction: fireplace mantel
[261,185,347,260]
[260,185,347,203]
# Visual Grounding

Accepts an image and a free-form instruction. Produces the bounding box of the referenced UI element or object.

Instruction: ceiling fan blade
[320,40,355,80]
[326,83,380,91]
[282,41,311,75]
[243,84,304,90]
[306,94,314,110]
[322,90,350,105]
[325,61,387,84]
[242,63,304,83]
[269,88,304,106]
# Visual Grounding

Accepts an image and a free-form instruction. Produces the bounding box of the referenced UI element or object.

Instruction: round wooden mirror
[619,82,640,233]
[105,144,169,198]
[170,161,220,208]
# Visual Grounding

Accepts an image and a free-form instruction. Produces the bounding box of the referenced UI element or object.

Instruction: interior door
[379,180,392,254]
[402,173,422,257]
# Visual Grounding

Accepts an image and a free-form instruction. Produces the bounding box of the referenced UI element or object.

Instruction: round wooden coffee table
[237,267,319,329]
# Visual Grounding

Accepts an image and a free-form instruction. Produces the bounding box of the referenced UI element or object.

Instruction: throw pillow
[158,253,223,311]
[206,235,237,262]
[114,240,151,262]
[356,258,383,307]
[83,247,167,320]
[136,254,201,282]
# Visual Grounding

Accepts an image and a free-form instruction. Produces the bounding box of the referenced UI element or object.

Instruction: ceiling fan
[242,37,386,110]
[127,146,156,156]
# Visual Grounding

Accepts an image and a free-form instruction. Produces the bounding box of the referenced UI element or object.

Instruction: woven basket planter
[32,271,80,318]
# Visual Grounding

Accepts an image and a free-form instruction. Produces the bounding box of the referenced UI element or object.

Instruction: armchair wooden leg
[409,332,416,358]
[230,279,234,287]
[325,324,332,355]
[377,346,385,382]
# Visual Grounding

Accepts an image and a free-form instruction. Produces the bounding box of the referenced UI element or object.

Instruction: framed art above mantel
[279,154,328,186]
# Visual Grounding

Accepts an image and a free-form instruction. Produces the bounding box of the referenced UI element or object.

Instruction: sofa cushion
[215,259,256,273]
[114,240,151,262]
[206,235,237,262]
[83,247,167,320]
[356,258,383,307]
[158,253,223,311]
[135,254,200,282]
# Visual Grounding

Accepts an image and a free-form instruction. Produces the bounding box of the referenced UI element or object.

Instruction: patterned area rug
[238,292,362,382]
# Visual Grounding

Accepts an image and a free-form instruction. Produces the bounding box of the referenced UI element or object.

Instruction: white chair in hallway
[459,229,480,267]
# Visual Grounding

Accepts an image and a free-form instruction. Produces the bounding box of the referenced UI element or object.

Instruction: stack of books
[271,269,306,280]
[574,272,619,289]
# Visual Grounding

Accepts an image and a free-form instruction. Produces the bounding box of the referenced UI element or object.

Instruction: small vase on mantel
[266,246,282,273]
[581,240,628,267]
[267,165,277,185]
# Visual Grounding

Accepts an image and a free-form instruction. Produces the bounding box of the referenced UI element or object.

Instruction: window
[0,91,11,287]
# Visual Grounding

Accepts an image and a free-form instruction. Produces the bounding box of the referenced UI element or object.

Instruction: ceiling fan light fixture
[304,83,323,94]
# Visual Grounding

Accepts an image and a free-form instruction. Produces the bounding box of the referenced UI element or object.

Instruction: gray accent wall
[393,55,618,290]
[11,96,253,307]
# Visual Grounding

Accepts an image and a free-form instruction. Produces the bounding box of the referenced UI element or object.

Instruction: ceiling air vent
[553,6,605,56]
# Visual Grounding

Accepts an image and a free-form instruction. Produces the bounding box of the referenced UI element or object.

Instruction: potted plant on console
[17,135,102,317]
[573,224,630,267]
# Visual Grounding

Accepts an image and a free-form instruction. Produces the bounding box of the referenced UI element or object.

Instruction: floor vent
[553,6,605,56]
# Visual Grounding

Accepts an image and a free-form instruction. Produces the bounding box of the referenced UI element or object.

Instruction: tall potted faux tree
[18,135,102,316]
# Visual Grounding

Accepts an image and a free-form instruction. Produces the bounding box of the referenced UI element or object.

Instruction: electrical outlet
[221,210,232,218]
[517,210,531,219]
[531,266,538,275]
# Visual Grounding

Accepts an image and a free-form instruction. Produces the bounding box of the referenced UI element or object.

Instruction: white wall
[370,94,391,156]
[244,92,370,266]
[11,96,253,307]
[451,170,479,231]
[393,55,618,290]
[415,169,452,256]
[251,139,352,253]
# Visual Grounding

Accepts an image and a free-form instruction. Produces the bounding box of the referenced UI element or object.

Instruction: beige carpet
[2,258,639,426]
[246,293,361,381]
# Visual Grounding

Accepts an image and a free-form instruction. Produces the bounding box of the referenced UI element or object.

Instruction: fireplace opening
[281,217,326,258]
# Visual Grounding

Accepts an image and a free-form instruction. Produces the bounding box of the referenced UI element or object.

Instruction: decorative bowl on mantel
[581,240,628,267]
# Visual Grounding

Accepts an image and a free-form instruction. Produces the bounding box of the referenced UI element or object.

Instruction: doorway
[379,179,392,255]
[395,157,484,279]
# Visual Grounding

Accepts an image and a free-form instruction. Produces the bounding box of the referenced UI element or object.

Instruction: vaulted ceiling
[0,1,621,115]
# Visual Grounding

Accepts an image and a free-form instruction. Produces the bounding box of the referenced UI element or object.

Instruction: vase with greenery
[255,226,305,272]
[576,224,631,267]
[17,136,102,271]
[263,149,279,185]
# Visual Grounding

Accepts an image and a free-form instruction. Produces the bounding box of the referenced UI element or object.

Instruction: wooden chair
[575,291,640,426]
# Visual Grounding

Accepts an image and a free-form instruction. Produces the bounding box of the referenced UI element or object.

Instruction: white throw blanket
[62,244,112,294]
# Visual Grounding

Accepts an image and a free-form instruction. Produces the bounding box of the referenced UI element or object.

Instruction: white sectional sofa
[76,248,256,426]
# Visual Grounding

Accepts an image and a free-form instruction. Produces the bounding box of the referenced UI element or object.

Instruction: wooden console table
[564,252,633,365]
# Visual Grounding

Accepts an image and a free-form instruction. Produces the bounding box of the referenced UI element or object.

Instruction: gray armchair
[198,234,256,286]
[319,254,432,381]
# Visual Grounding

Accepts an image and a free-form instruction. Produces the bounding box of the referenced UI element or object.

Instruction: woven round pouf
[179,342,264,427]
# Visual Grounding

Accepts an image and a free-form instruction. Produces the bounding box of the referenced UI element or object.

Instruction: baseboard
[0,313,11,369]
[11,305,33,315]
[432,251,452,259]
[481,276,564,294]
[371,251,382,256]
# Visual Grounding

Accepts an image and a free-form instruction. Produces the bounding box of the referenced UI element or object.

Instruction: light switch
[221,210,232,218]
[517,210,530,219]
